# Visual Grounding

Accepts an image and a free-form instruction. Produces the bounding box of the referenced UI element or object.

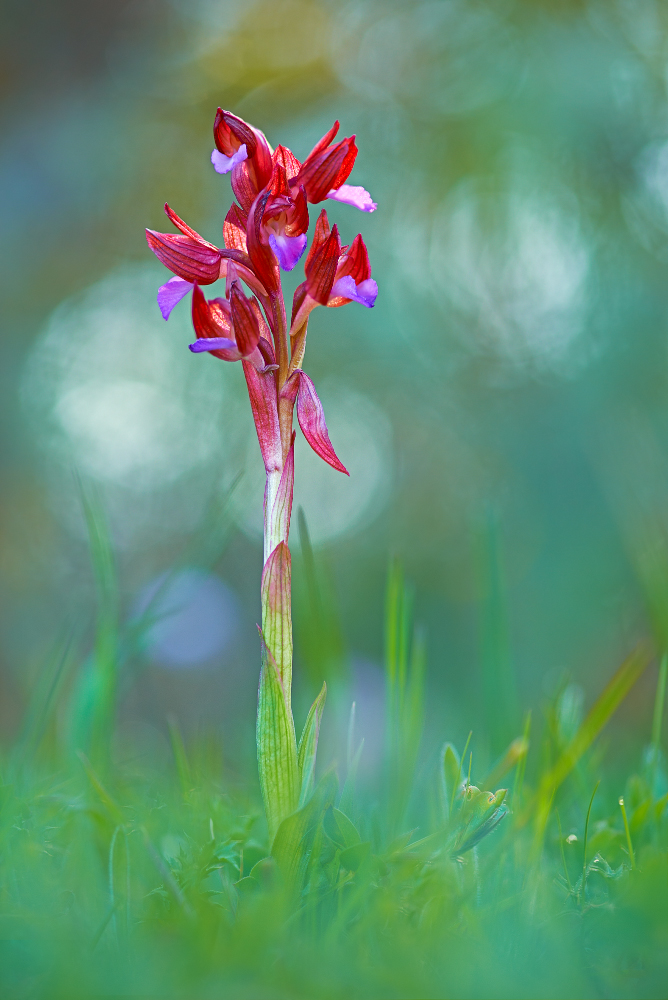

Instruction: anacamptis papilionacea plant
[146,110,377,843]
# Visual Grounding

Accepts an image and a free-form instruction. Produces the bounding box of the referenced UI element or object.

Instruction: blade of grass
[580,780,600,907]
[524,642,652,831]
[651,653,667,750]
[16,625,76,765]
[297,682,327,807]
[451,731,473,814]
[650,653,667,795]
[512,711,532,808]
[70,480,119,765]
[556,811,573,894]
[77,750,125,826]
[295,507,346,686]
[619,797,636,870]
[167,714,193,800]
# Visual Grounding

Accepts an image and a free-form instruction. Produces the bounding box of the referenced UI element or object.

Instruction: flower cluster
[146,109,377,495]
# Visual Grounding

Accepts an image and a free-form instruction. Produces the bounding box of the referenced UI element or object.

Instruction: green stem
[619,796,636,870]
[256,286,300,842]
[580,779,600,907]
[651,654,667,795]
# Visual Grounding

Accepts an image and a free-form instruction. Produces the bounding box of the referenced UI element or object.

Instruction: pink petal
[157,276,195,319]
[211,144,248,174]
[329,275,378,308]
[242,360,282,473]
[268,232,308,271]
[326,184,377,212]
[291,371,349,475]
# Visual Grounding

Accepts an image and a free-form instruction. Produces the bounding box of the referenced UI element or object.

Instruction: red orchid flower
[296,121,377,213]
[188,281,272,369]
[243,156,310,296]
[290,209,378,335]
[145,109,377,841]
[211,108,273,212]
[146,113,376,473]
[148,204,269,321]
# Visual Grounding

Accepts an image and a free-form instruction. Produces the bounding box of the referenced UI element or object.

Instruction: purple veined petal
[326,184,377,212]
[189,336,238,354]
[294,371,349,475]
[330,274,378,308]
[158,276,195,320]
[268,232,308,271]
[211,144,248,174]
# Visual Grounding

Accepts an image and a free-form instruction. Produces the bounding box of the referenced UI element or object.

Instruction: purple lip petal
[211,144,248,175]
[157,276,194,320]
[189,336,238,353]
[354,277,378,307]
[326,184,377,212]
[268,232,308,271]
[330,275,378,308]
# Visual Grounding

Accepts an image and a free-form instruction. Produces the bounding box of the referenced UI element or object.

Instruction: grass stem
[619,797,636,870]
[580,779,600,907]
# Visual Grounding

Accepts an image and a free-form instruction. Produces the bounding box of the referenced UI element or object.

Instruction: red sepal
[163,203,212,240]
[273,144,302,181]
[304,209,331,273]
[341,233,371,282]
[230,281,261,356]
[305,223,341,305]
[298,136,357,203]
[291,282,308,327]
[331,139,358,190]
[247,189,280,295]
[191,284,240,361]
[304,121,340,163]
[214,108,257,157]
[224,203,248,252]
[146,229,221,284]
[146,204,224,283]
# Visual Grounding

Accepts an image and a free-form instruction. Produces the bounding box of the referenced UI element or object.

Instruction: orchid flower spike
[145,108,377,841]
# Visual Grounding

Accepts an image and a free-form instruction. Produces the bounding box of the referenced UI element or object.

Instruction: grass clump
[1,551,667,1000]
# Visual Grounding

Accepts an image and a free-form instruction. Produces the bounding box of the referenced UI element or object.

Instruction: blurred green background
[2,0,667,773]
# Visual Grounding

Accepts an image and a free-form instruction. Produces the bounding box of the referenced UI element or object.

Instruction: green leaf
[455,804,509,854]
[339,737,364,819]
[257,631,299,844]
[324,807,361,850]
[339,841,371,871]
[441,742,461,819]
[451,787,509,854]
[261,541,293,702]
[69,482,119,762]
[297,681,327,807]
[272,769,338,893]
